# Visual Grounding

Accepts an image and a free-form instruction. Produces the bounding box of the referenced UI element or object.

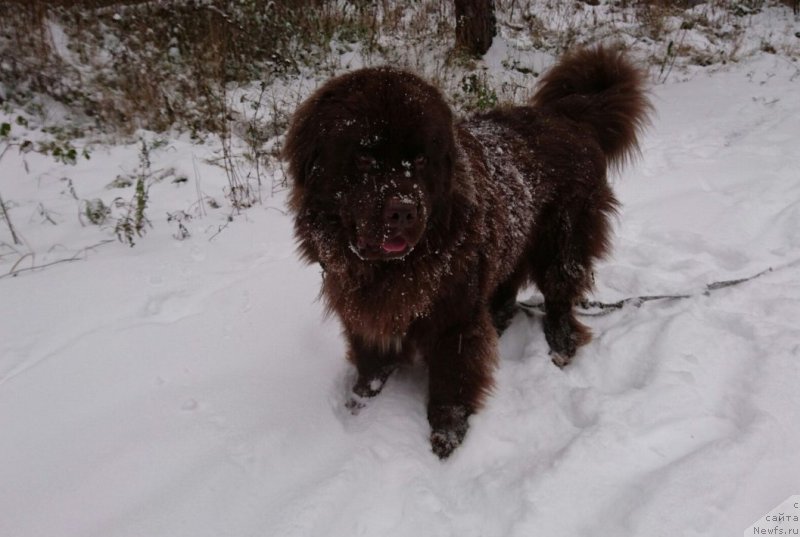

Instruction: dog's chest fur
[323,119,552,349]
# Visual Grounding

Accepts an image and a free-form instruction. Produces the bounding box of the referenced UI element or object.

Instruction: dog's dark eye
[414,155,427,170]
[356,154,376,172]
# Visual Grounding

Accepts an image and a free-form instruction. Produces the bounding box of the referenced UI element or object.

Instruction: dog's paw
[430,428,467,459]
[550,351,573,369]
[544,314,591,367]
[352,374,390,399]
[344,381,382,416]
[344,394,367,415]
[346,367,397,415]
[428,404,471,459]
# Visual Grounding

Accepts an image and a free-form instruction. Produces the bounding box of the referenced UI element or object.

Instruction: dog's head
[284,67,456,264]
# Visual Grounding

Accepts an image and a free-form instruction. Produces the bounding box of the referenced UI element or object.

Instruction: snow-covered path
[2,55,799,537]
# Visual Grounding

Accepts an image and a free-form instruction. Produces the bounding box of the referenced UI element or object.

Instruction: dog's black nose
[383,198,417,230]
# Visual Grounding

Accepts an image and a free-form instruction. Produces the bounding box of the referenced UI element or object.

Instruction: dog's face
[342,150,431,261]
[284,68,455,265]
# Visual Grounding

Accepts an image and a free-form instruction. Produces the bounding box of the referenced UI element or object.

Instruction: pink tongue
[381,237,408,253]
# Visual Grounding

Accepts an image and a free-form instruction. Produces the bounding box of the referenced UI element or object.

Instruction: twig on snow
[1,240,115,280]
[519,265,784,317]
[0,192,23,246]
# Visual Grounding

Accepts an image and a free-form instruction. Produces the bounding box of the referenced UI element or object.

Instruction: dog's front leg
[346,333,409,408]
[424,310,497,459]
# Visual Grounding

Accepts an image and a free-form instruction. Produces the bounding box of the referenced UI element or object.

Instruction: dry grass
[1,0,797,139]
[0,0,388,135]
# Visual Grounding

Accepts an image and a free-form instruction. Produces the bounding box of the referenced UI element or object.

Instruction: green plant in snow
[114,139,152,247]
[459,73,498,111]
[1,122,90,245]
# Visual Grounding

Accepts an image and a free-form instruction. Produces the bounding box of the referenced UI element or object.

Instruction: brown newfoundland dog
[284,46,650,458]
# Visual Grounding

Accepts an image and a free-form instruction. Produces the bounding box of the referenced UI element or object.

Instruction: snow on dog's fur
[284,46,651,458]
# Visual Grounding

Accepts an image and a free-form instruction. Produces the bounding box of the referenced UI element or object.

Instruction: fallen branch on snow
[1,240,115,280]
[518,263,794,317]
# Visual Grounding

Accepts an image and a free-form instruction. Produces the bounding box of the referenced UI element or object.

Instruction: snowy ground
[2,28,800,537]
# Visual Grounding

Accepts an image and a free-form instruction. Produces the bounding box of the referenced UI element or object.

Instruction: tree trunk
[454,0,496,57]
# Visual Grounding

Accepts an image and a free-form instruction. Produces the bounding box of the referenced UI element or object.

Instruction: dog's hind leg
[531,188,617,367]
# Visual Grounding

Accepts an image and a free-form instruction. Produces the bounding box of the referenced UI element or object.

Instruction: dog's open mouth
[381,236,409,254]
[351,235,414,261]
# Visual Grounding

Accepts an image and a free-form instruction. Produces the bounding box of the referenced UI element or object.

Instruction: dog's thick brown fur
[284,46,651,458]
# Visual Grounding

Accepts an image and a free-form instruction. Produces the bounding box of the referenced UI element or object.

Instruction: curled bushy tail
[531,46,652,169]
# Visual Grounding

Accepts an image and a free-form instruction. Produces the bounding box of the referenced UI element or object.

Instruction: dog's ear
[283,91,331,187]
